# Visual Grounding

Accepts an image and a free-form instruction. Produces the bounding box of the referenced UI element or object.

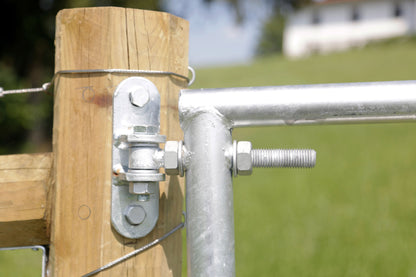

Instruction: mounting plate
[111,77,163,239]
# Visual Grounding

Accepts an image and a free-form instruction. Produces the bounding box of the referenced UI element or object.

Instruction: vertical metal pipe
[184,112,235,277]
[179,80,416,276]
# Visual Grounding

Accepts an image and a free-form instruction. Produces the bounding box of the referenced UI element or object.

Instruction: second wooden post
[49,7,188,276]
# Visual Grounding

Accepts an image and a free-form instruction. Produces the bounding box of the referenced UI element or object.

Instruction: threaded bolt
[233,141,317,176]
[251,149,316,168]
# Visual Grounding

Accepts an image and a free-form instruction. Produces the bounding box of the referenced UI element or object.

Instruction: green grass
[195,37,416,88]
[232,124,416,277]
[181,38,416,276]
[0,249,42,276]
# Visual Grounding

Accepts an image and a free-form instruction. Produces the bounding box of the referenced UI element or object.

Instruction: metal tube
[179,80,416,276]
[184,112,235,277]
[180,81,416,127]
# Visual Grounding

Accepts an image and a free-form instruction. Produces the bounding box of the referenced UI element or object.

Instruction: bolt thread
[251,149,316,168]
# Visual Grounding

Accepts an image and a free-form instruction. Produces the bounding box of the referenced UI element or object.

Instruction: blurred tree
[203,0,311,55]
[256,0,311,56]
[0,0,163,155]
[203,0,311,20]
[256,14,285,56]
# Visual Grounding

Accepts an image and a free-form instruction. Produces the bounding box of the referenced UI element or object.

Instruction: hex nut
[164,141,179,175]
[128,182,158,195]
[129,182,153,195]
[236,141,253,176]
[129,87,150,107]
[124,204,146,225]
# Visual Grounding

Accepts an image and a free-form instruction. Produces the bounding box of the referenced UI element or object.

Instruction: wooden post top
[50,7,188,276]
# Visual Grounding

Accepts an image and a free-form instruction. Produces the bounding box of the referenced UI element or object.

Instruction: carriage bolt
[129,87,150,107]
[234,141,316,176]
[124,204,146,225]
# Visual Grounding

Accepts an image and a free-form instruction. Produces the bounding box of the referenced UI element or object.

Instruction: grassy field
[182,37,416,276]
[2,38,416,276]
[0,248,43,276]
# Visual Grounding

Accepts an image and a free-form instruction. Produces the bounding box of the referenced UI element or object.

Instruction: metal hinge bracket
[112,77,166,239]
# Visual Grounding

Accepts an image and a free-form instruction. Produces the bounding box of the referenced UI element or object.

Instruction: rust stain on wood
[88,93,113,108]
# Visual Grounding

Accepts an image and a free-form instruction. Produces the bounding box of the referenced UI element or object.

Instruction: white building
[283,0,416,58]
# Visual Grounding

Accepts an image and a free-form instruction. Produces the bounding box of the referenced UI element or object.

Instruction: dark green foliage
[0,64,52,154]
[0,0,163,155]
[256,15,285,56]
[255,1,312,56]
[203,0,312,56]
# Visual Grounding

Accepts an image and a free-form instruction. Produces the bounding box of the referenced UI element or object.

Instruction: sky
[165,0,271,68]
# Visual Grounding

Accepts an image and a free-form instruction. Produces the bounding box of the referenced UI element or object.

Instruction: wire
[0,66,196,97]
[81,215,185,277]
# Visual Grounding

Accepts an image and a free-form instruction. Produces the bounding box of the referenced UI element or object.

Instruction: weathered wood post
[50,7,188,276]
[0,153,52,247]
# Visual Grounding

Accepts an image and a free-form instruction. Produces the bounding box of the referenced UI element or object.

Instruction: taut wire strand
[81,214,185,277]
[0,66,195,97]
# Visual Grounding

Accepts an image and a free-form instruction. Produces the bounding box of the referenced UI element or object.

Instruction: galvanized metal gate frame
[179,81,416,276]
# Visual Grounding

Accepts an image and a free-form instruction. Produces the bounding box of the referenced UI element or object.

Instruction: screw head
[124,204,146,225]
[129,87,150,107]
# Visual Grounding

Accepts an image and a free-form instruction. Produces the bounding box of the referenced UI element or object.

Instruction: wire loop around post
[0,66,195,97]
[188,65,196,86]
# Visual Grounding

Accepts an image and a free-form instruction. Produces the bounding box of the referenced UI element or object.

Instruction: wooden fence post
[0,153,52,247]
[50,7,188,276]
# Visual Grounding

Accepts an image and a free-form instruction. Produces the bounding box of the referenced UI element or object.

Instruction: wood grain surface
[0,153,52,247]
[50,7,188,276]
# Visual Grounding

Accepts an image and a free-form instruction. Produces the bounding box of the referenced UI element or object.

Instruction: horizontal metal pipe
[179,81,416,127]
[179,80,416,276]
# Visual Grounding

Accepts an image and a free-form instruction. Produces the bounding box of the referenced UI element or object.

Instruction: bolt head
[129,87,150,107]
[124,204,146,225]
[164,141,179,175]
[236,141,252,176]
